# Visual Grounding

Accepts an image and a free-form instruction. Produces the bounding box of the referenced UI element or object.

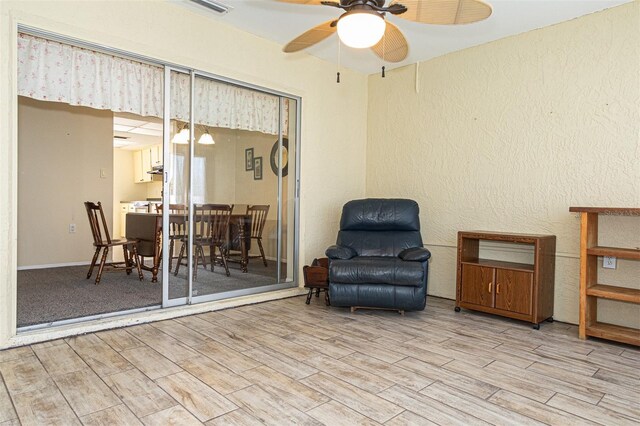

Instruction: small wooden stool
[303,258,330,306]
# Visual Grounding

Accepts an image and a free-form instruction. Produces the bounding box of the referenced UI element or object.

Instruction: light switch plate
[100,168,107,178]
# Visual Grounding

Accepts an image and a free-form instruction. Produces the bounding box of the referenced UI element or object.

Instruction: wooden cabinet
[456,232,556,329]
[569,207,640,346]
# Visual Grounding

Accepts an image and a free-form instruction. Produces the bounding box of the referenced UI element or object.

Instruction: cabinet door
[460,264,495,308]
[495,269,533,315]
[141,148,152,182]
[150,144,162,167]
[133,150,144,183]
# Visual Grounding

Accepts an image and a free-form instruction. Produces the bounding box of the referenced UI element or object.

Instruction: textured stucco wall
[367,3,640,325]
[0,0,367,346]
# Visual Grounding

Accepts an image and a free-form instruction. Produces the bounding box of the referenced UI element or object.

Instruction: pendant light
[172,122,215,145]
[198,129,215,145]
[171,123,189,144]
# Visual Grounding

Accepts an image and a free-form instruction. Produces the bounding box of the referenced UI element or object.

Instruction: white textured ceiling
[176,0,632,74]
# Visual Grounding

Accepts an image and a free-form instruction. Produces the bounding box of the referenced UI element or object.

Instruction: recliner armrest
[399,247,431,262]
[325,245,357,260]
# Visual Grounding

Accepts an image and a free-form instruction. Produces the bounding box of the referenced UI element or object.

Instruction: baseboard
[18,261,91,271]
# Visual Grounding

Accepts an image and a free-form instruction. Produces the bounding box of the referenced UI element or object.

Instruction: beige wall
[234,129,283,260]
[17,97,113,267]
[0,0,368,345]
[367,3,640,326]
[194,127,238,205]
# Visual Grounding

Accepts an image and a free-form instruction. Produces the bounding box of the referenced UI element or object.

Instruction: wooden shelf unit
[455,231,556,328]
[569,207,640,346]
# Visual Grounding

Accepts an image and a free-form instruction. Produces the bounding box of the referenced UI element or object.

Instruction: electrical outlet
[69,223,76,234]
[603,256,616,269]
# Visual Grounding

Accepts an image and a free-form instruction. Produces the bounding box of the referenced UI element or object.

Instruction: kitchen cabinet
[150,144,162,168]
[133,148,152,183]
[133,145,162,184]
[120,203,135,237]
[456,231,556,329]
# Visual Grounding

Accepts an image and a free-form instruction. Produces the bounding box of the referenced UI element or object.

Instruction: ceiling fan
[277,0,493,63]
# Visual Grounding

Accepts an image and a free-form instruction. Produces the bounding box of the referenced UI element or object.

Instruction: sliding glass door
[163,69,299,307]
[15,30,299,329]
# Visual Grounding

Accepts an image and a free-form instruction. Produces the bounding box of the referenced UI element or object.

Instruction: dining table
[126,212,252,282]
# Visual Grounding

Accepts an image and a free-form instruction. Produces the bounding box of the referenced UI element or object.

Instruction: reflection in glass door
[163,68,299,306]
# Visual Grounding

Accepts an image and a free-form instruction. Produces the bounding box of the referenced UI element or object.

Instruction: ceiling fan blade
[273,0,329,5]
[283,20,337,53]
[371,22,408,63]
[390,0,492,25]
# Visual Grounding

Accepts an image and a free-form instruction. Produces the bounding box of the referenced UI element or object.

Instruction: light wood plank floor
[1,296,638,425]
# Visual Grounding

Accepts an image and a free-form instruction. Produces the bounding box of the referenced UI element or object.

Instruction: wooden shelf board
[570,207,640,215]
[586,322,640,346]
[460,231,554,242]
[461,258,534,272]
[587,246,640,260]
[586,284,640,304]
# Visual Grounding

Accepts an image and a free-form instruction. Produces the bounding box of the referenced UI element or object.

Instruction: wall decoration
[270,138,289,177]
[245,148,254,171]
[254,157,263,180]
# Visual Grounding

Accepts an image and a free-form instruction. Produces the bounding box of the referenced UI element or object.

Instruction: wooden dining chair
[246,205,270,267]
[174,204,234,279]
[157,203,188,272]
[84,201,143,285]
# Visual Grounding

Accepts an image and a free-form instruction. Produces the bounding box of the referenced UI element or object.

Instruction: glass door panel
[191,75,281,297]
[163,70,298,305]
[163,69,191,304]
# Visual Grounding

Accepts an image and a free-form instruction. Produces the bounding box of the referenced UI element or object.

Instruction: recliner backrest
[337,199,423,257]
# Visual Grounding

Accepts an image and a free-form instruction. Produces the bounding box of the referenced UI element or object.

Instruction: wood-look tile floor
[1,296,639,425]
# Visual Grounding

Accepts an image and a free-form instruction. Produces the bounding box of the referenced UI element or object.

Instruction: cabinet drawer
[495,269,533,315]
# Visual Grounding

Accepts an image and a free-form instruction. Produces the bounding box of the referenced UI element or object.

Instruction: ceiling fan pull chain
[382,31,386,78]
[336,38,341,83]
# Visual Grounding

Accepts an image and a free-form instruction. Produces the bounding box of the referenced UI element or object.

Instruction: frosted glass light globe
[198,131,215,145]
[171,127,189,144]
[337,11,385,49]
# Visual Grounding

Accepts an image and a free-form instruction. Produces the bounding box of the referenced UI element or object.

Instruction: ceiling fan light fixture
[337,10,385,49]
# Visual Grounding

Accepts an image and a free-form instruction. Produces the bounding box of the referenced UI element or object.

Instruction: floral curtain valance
[17,33,287,135]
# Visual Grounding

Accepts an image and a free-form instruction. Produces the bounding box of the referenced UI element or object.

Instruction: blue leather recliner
[325,198,431,312]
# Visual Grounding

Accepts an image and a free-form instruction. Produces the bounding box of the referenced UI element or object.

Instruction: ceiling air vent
[190,0,232,15]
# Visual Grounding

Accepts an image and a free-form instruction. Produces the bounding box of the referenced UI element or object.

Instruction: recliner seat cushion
[330,257,424,286]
